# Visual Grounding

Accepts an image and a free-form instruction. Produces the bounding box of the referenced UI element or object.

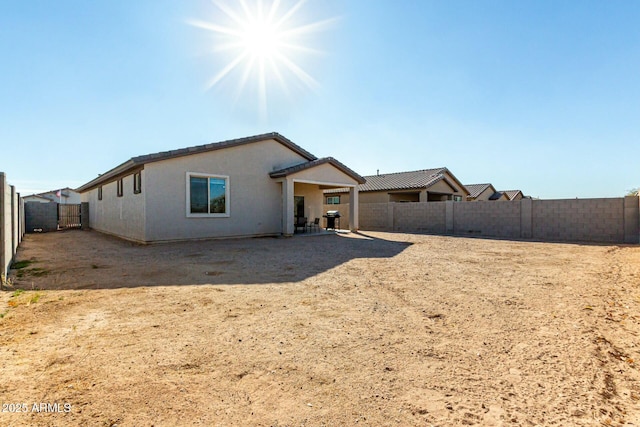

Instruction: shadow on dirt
[9,230,412,289]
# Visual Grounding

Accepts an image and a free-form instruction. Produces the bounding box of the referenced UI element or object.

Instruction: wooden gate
[58,204,82,229]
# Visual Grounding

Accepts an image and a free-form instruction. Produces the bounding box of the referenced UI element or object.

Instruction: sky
[1,0,638,199]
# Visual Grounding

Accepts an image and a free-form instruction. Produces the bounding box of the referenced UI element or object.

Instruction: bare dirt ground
[1,229,639,426]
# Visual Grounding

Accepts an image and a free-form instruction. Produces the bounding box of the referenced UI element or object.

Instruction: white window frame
[186,172,230,218]
[326,195,340,205]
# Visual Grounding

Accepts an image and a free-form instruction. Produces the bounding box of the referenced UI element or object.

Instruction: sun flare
[189,0,337,120]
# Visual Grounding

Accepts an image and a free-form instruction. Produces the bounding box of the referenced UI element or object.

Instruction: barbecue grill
[323,210,341,230]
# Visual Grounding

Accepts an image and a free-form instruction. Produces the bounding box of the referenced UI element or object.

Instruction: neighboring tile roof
[465,183,493,199]
[269,157,366,184]
[325,167,468,194]
[77,132,317,192]
[501,190,523,200]
[489,191,505,200]
[23,194,52,202]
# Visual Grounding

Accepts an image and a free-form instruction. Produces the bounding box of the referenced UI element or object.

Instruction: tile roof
[269,157,366,184]
[131,132,315,165]
[77,132,317,192]
[465,183,493,199]
[324,167,467,194]
[501,190,523,200]
[489,191,505,200]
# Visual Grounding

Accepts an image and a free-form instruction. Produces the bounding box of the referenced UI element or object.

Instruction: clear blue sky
[1,0,638,199]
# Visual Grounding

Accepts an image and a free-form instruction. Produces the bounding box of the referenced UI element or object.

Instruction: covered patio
[269,158,366,236]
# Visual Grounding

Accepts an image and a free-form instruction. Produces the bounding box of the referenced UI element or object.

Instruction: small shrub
[11,260,33,270]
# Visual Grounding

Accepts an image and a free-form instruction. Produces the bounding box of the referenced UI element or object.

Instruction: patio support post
[282,178,295,236]
[349,186,359,231]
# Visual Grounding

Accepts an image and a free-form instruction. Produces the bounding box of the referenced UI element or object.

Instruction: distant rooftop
[465,183,493,199]
[325,167,467,194]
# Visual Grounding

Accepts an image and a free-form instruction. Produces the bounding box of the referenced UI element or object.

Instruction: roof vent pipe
[377,169,379,175]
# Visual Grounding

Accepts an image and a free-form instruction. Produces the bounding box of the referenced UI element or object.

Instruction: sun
[189,0,338,120]
[241,17,279,59]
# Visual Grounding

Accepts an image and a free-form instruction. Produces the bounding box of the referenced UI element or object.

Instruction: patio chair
[295,216,307,233]
[307,217,320,233]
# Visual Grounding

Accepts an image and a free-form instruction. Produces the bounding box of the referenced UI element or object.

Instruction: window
[326,195,340,205]
[187,173,229,217]
[117,179,123,197]
[133,172,142,194]
[98,186,103,201]
[453,195,462,202]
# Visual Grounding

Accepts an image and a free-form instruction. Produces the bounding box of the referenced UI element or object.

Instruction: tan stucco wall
[144,139,308,242]
[359,192,390,203]
[322,203,349,229]
[389,192,420,202]
[429,178,466,198]
[294,183,324,224]
[83,171,147,242]
[470,187,495,201]
[289,163,359,187]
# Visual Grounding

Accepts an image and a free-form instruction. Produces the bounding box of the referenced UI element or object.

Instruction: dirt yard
[1,230,639,426]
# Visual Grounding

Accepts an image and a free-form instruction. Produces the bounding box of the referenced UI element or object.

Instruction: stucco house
[465,183,499,201]
[324,167,468,206]
[501,190,524,201]
[465,183,509,202]
[23,187,81,204]
[466,184,525,201]
[22,194,53,204]
[76,133,365,243]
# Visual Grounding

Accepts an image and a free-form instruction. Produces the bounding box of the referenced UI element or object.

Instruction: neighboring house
[501,190,524,201]
[22,194,53,203]
[324,167,469,205]
[23,188,81,204]
[76,132,365,243]
[466,183,498,201]
[466,184,524,201]
[489,191,510,201]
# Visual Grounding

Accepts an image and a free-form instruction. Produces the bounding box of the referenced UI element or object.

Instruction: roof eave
[77,132,318,193]
[269,157,366,184]
[76,159,139,193]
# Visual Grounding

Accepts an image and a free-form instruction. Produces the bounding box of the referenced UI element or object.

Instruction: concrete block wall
[25,202,58,233]
[454,201,521,238]
[1,173,10,278]
[394,202,446,234]
[623,196,640,244]
[359,196,640,244]
[12,187,19,257]
[360,202,391,231]
[532,198,624,243]
[1,172,25,281]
